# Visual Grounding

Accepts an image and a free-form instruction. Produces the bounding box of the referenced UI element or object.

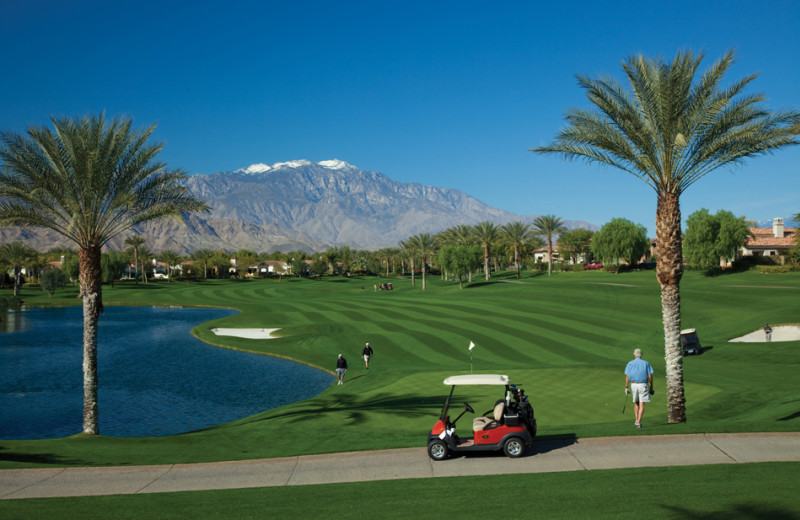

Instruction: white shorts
[363,355,370,362]
[631,383,650,403]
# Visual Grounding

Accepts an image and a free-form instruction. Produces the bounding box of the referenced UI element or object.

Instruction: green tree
[500,221,531,278]
[158,250,183,282]
[0,242,37,296]
[472,221,499,281]
[124,235,146,284]
[0,114,209,434]
[533,50,800,422]
[405,232,436,290]
[532,215,566,276]
[40,267,68,297]
[192,249,215,279]
[557,228,595,265]
[591,218,649,272]
[101,250,129,285]
[438,244,482,289]
[684,209,750,270]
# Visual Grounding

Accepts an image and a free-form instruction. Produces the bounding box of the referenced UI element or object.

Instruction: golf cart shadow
[443,435,577,460]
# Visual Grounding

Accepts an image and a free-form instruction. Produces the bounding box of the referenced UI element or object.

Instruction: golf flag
[469,341,475,351]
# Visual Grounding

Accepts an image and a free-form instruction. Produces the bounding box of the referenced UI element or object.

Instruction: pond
[0,306,333,439]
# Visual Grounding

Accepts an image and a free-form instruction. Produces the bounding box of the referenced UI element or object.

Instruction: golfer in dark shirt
[336,354,347,385]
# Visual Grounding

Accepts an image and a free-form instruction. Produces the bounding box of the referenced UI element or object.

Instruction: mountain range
[0,159,596,254]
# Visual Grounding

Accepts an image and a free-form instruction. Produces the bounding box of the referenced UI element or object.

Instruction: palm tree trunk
[410,258,416,286]
[484,244,490,281]
[79,244,103,434]
[422,254,427,290]
[656,192,686,423]
[514,245,521,279]
[547,237,553,276]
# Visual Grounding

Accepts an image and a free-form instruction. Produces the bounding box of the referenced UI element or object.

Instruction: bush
[755,265,799,274]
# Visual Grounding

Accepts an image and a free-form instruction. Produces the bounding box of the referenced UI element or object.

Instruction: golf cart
[680,328,703,355]
[427,374,536,460]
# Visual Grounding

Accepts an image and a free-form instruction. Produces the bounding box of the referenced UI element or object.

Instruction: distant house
[741,218,797,258]
[248,261,289,276]
[533,245,560,264]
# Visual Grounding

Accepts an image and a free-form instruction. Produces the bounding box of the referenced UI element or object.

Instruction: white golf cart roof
[443,374,510,386]
[680,328,697,334]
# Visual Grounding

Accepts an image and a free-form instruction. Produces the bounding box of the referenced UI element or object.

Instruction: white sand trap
[729,325,800,343]
[210,328,280,339]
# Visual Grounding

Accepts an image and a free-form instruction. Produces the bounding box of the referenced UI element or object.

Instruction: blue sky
[2,0,798,236]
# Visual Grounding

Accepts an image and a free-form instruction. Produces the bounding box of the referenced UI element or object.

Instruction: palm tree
[158,250,182,282]
[532,215,565,276]
[533,50,800,423]
[472,221,499,281]
[124,235,146,283]
[0,242,38,296]
[500,221,532,279]
[193,249,214,279]
[406,233,436,290]
[400,239,417,286]
[0,114,210,434]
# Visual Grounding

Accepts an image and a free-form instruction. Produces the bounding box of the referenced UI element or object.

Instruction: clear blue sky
[2,0,798,235]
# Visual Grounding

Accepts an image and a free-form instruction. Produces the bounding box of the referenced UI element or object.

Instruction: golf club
[622,390,628,414]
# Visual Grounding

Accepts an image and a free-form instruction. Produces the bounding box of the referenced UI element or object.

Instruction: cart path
[2,432,798,499]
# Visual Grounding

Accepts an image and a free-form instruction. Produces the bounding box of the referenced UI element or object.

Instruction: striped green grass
[2,270,798,467]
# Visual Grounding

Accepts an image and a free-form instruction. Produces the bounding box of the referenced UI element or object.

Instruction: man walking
[764,323,773,342]
[362,342,374,369]
[336,354,348,385]
[624,348,654,428]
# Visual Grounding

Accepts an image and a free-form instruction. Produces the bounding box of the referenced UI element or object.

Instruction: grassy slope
[1,270,799,468]
[2,463,799,519]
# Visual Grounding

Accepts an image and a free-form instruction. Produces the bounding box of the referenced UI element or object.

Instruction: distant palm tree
[158,250,182,282]
[533,50,800,423]
[400,239,418,286]
[406,233,436,290]
[532,215,565,276]
[124,235,146,283]
[193,249,214,279]
[500,221,532,279]
[472,221,499,281]
[0,242,38,296]
[0,114,209,434]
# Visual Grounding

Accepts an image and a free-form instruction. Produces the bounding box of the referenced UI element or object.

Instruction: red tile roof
[744,228,797,249]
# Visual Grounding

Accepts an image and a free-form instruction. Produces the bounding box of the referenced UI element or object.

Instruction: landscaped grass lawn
[2,269,799,468]
[2,463,799,519]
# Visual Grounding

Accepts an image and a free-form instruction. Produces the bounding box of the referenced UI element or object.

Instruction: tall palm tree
[0,114,210,434]
[532,215,565,276]
[193,248,214,279]
[472,221,499,281]
[400,239,417,286]
[500,221,532,279]
[124,235,146,283]
[0,242,38,296]
[533,50,800,423]
[406,233,436,290]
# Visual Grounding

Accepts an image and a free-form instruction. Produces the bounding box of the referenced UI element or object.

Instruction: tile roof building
[740,218,797,257]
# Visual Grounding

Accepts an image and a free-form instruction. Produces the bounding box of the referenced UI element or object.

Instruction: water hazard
[0,306,333,439]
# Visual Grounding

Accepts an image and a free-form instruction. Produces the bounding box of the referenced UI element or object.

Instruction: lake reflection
[0,306,333,439]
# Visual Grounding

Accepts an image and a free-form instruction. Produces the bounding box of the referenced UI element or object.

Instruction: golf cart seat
[472,400,505,431]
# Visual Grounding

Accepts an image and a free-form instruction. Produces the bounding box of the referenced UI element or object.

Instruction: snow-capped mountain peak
[236,159,356,174]
[235,163,272,174]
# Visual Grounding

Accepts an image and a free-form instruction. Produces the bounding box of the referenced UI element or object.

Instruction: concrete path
[2,432,798,500]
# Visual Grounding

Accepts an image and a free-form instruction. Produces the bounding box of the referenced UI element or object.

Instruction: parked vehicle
[427,374,536,460]
[583,262,603,270]
[680,328,703,355]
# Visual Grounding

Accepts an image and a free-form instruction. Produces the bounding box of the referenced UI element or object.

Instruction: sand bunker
[210,328,280,339]
[729,325,800,343]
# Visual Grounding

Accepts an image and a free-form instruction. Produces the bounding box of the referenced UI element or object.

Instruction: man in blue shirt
[624,348,654,428]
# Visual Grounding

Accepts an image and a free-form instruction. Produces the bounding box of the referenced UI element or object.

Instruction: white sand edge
[210,328,280,339]
[729,325,800,343]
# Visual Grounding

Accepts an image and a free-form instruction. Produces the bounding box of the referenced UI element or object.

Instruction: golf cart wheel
[428,440,449,461]
[503,437,525,458]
